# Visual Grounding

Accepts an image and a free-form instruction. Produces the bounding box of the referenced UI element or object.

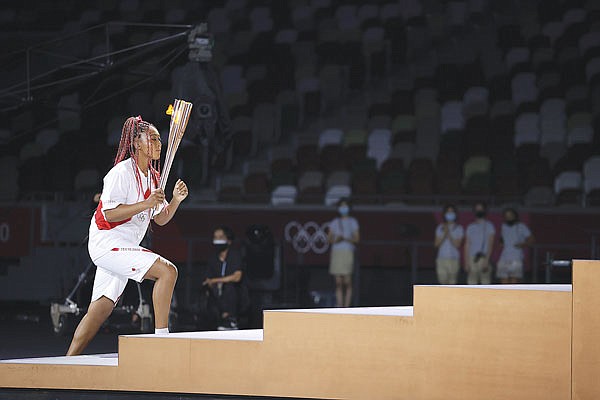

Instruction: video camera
[188,23,213,63]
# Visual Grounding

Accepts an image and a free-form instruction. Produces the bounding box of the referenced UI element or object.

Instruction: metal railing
[1,22,192,117]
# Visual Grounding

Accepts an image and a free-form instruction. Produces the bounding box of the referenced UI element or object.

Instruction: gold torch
[159,99,193,191]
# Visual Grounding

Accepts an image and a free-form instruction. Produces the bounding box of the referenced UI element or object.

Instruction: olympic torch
[159,99,193,190]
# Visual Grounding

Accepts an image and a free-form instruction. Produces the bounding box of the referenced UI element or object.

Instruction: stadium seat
[463,86,489,117]
[297,76,322,121]
[325,170,351,190]
[0,156,19,201]
[318,128,345,173]
[554,171,583,206]
[408,158,434,197]
[252,103,277,151]
[342,128,368,166]
[57,93,81,132]
[319,65,345,111]
[324,184,351,206]
[391,114,417,144]
[579,31,600,62]
[297,170,324,204]
[378,167,406,200]
[462,155,492,194]
[583,156,600,206]
[243,160,270,203]
[218,173,244,203]
[294,132,320,172]
[567,125,595,162]
[271,185,297,205]
[74,169,100,194]
[441,100,465,133]
[511,72,538,113]
[505,46,531,76]
[524,186,555,206]
[389,142,415,170]
[231,116,253,157]
[565,84,589,114]
[351,157,378,204]
[366,128,392,168]
[35,129,60,154]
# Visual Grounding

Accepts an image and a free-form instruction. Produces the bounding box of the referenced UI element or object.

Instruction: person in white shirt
[327,198,360,307]
[434,204,464,284]
[497,207,534,284]
[464,201,495,285]
[67,116,188,356]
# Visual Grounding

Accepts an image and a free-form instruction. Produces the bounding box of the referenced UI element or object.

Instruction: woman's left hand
[173,179,189,202]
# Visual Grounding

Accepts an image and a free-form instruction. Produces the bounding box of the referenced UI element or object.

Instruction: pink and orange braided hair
[115,116,161,197]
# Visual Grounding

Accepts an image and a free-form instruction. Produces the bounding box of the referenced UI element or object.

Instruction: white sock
[155,327,169,335]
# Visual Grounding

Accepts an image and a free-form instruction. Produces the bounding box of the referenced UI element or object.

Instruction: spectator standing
[464,202,495,284]
[434,205,464,284]
[327,198,360,307]
[497,208,534,284]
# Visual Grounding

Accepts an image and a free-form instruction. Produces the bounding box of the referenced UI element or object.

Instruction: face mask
[213,239,229,253]
[338,205,349,216]
[475,211,486,218]
[444,212,456,222]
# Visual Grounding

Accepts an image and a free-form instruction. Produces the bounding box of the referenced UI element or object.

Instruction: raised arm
[153,180,188,226]
[105,189,164,222]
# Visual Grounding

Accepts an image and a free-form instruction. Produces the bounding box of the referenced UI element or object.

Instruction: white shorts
[91,246,171,303]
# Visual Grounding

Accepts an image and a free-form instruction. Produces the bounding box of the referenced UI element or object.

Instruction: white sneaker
[217,317,238,331]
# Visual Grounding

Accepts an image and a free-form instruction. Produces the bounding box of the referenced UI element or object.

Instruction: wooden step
[1,261,598,399]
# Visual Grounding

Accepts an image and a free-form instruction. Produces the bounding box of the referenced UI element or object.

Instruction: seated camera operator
[464,202,496,285]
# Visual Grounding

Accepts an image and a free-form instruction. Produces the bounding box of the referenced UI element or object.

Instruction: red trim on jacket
[94,201,131,230]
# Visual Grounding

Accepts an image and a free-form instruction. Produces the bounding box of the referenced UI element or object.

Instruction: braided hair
[115,116,161,198]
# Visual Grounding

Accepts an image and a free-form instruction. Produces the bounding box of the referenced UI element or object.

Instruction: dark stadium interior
[1,0,599,362]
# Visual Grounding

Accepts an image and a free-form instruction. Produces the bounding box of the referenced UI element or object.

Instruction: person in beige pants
[327,198,360,307]
[464,202,495,285]
[434,204,464,284]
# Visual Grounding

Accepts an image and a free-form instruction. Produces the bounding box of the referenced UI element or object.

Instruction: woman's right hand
[145,188,165,209]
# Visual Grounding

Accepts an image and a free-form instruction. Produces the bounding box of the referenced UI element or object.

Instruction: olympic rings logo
[284,221,330,254]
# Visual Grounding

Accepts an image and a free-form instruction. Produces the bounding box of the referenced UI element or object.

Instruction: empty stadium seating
[1,0,599,206]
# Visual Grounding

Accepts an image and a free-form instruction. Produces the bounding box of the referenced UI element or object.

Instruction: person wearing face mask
[327,198,360,307]
[434,205,464,284]
[464,201,496,285]
[203,226,243,330]
[496,208,534,284]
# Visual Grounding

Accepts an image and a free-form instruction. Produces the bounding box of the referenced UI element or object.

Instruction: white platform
[423,284,573,292]
[0,353,119,366]
[274,305,414,316]
[125,329,264,340]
